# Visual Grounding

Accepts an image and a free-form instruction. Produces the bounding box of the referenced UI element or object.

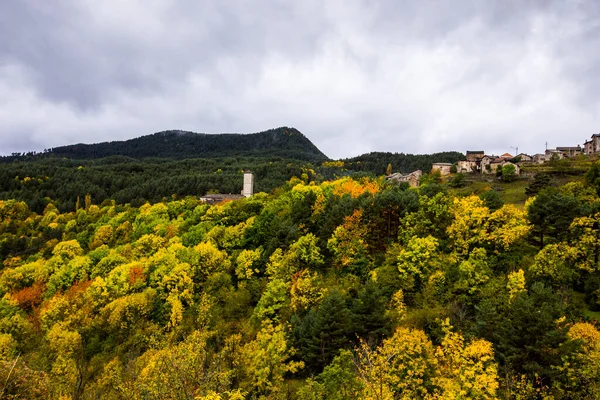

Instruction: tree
[241,321,303,396]
[526,188,584,248]
[447,173,465,188]
[350,281,390,343]
[296,350,362,400]
[355,326,437,399]
[479,189,504,211]
[432,319,499,399]
[585,160,600,196]
[136,330,238,399]
[501,163,517,182]
[556,322,600,397]
[295,290,353,371]
[327,210,369,273]
[526,173,552,196]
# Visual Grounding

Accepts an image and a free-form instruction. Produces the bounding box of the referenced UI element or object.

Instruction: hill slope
[22,127,329,161]
[343,151,466,174]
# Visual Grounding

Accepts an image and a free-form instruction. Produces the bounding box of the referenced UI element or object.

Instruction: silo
[243,171,254,197]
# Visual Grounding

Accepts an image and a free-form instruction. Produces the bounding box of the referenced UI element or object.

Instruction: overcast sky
[1,0,599,159]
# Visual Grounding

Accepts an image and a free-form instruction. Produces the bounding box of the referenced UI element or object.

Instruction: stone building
[532,154,546,164]
[466,151,485,162]
[545,149,564,159]
[199,193,244,204]
[457,160,478,173]
[432,163,453,176]
[583,134,600,155]
[243,171,254,198]
[516,153,533,163]
[200,171,254,204]
[556,146,582,157]
[386,170,422,187]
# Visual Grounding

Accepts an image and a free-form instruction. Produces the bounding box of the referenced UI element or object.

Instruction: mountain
[20,127,328,161]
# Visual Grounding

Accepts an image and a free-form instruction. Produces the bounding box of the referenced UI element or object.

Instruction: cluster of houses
[386,133,600,187]
[453,152,521,175]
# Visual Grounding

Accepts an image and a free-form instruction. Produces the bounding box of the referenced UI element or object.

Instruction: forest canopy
[1,160,600,398]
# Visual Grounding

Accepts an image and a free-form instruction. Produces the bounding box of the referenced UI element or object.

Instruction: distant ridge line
[6,127,329,162]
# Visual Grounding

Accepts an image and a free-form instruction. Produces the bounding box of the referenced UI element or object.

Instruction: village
[386,133,600,187]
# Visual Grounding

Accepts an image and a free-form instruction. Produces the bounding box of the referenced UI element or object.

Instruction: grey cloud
[1,0,599,159]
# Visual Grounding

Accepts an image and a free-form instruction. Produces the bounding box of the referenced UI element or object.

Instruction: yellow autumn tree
[327,210,369,270]
[557,322,600,397]
[356,327,437,399]
[396,235,439,282]
[432,319,499,399]
[447,196,490,254]
[240,321,303,396]
[355,320,499,399]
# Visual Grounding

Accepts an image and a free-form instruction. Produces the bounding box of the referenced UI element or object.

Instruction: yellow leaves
[193,241,231,278]
[447,196,489,254]
[241,321,304,395]
[447,196,529,254]
[267,234,323,280]
[568,322,600,348]
[559,323,600,396]
[137,330,236,399]
[132,234,166,259]
[166,293,185,329]
[195,390,247,400]
[47,322,82,355]
[52,240,84,260]
[323,177,380,198]
[101,289,156,330]
[0,333,17,360]
[569,212,600,272]
[205,216,255,250]
[530,243,580,284]
[322,160,345,168]
[507,269,526,302]
[356,326,436,399]
[235,248,262,279]
[388,289,407,324]
[290,269,326,312]
[328,210,369,269]
[397,236,438,281]
[432,319,499,399]
[356,320,499,399]
[40,291,85,331]
[484,205,531,251]
[90,225,114,250]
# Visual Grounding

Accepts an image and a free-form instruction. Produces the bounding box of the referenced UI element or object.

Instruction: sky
[1,0,599,159]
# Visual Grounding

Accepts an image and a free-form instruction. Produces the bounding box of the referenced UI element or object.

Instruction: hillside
[343,151,466,174]
[1,168,600,398]
[3,127,329,162]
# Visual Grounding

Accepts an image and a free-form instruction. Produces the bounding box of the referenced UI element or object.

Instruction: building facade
[386,170,422,187]
[583,134,600,155]
[432,163,453,176]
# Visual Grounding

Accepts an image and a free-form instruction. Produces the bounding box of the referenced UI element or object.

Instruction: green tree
[501,163,517,182]
[526,188,585,248]
[526,173,552,196]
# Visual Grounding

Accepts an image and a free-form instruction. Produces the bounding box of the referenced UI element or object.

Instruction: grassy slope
[449,161,590,207]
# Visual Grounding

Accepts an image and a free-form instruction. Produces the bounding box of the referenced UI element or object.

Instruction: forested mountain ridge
[2,127,329,162]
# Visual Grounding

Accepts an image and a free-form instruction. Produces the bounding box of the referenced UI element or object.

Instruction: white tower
[243,171,254,198]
